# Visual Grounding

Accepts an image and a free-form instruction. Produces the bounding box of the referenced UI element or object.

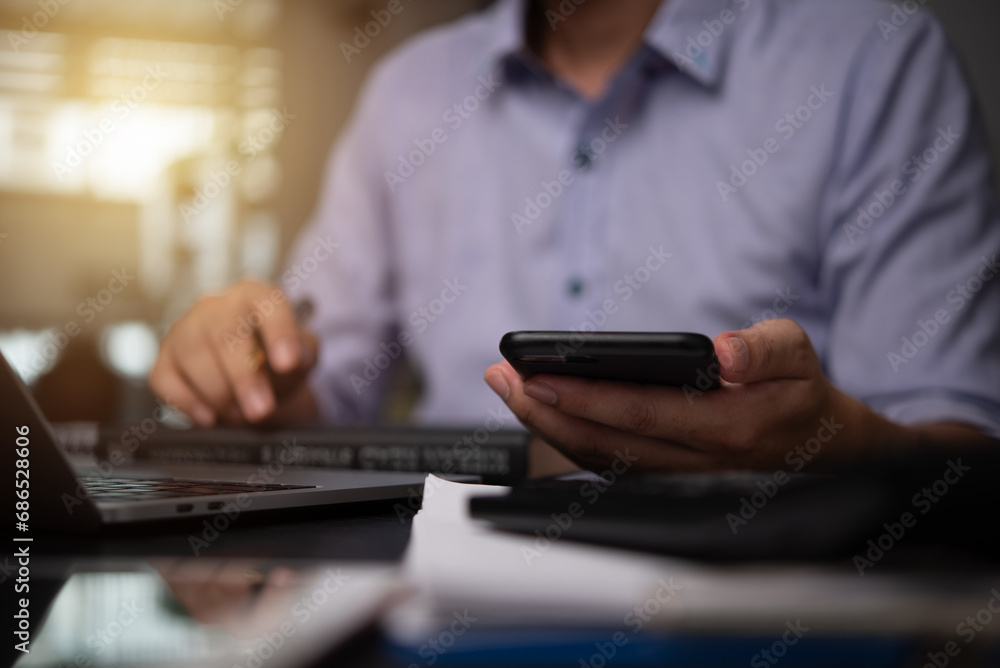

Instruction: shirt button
[572,145,593,170]
[567,277,585,297]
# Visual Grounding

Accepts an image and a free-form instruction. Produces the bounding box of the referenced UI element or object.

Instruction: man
[150,0,1000,472]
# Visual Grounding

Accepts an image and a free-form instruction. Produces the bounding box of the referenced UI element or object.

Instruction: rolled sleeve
[819,12,1000,435]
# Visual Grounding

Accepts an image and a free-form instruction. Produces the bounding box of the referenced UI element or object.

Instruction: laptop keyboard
[80,476,314,502]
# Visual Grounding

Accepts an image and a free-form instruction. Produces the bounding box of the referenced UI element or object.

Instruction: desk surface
[16,502,418,668]
[18,486,1000,668]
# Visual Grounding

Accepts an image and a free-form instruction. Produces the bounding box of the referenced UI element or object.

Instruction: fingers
[526,374,696,440]
[714,319,821,384]
[254,290,306,374]
[170,325,247,424]
[485,362,718,472]
[210,319,277,423]
[149,280,315,426]
[243,567,298,633]
[148,356,217,427]
[488,360,730,442]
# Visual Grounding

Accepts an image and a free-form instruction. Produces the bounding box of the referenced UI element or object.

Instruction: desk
[15,492,1000,668]
[13,503,417,668]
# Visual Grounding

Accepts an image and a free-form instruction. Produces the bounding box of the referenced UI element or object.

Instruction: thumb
[714,319,821,384]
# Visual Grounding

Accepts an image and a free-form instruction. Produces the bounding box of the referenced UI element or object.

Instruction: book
[83,424,529,484]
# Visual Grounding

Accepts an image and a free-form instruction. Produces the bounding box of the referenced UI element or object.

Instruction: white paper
[388,475,998,639]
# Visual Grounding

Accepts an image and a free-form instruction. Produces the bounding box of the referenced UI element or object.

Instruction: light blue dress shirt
[285,0,1000,435]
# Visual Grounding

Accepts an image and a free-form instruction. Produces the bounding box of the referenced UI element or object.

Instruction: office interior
[2,1,1000,667]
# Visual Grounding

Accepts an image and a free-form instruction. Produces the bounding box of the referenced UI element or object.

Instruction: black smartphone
[499,331,720,389]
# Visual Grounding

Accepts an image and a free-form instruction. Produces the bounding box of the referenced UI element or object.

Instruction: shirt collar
[478,0,526,67]
[476,0,737,87]
[644,0,736,87]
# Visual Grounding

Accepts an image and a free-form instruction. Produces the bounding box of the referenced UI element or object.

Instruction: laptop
[1,350,432,532]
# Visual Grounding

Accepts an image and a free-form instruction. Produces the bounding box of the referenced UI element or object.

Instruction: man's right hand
[149,280,319,427]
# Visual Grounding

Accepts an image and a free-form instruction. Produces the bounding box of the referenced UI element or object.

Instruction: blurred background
[0,0,997,424]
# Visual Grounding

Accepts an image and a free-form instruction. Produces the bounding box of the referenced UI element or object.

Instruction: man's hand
[150,280,319,426]
[484,319,931,473]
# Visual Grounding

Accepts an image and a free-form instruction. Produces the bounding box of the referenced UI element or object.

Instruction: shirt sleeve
[818,11,1000,437]
[282,66,399,424]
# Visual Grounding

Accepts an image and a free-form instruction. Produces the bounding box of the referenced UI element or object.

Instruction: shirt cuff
[873,395,1000,440]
